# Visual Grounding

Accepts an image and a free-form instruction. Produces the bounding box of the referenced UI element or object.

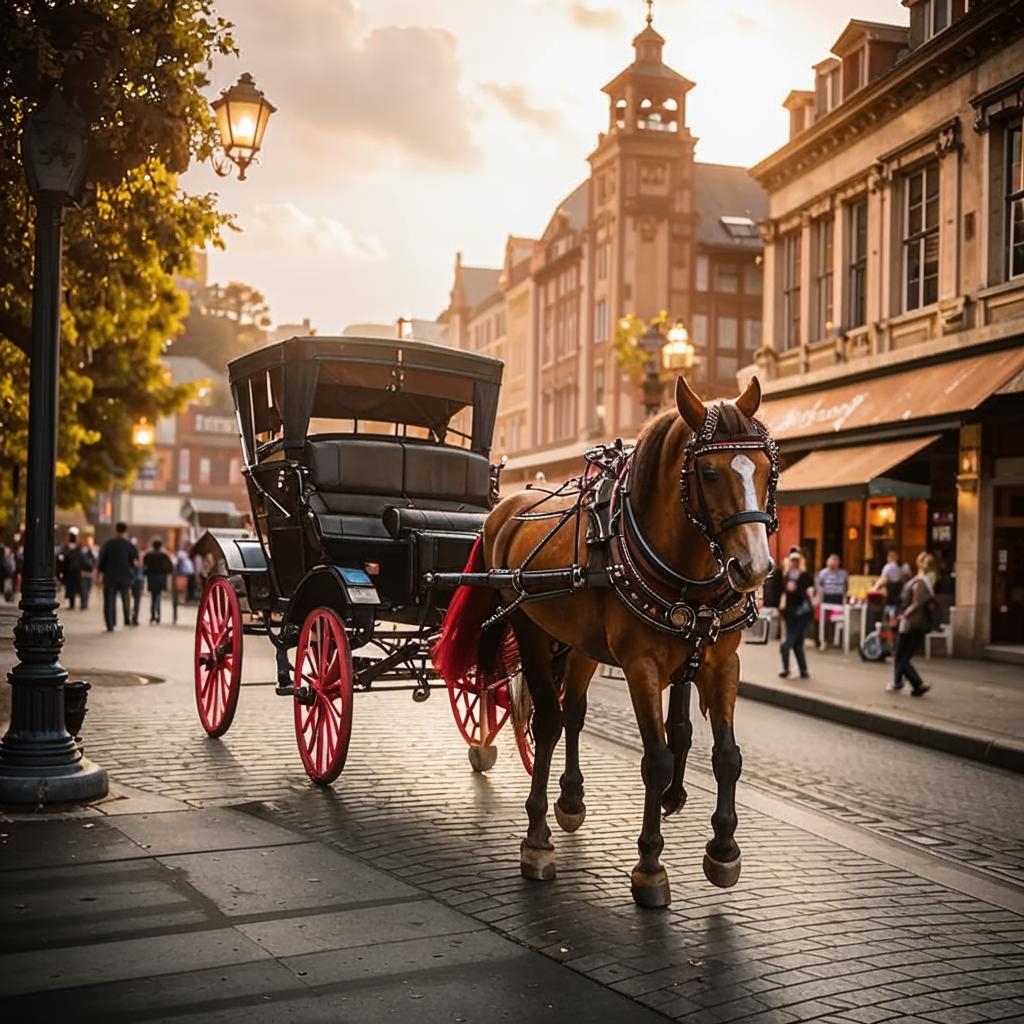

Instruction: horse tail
[431,536,503,684]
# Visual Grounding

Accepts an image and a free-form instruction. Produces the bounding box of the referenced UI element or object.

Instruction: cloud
[216,0,478,168]
[567,3,625,31]
[479,83,562,131]
[242,203,387,262]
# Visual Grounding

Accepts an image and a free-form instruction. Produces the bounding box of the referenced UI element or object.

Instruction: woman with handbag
[887,551,934,696]
[779,549,815,679]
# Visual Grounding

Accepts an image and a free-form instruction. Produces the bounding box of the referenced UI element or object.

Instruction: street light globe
[661,320,695,371]
[666,319,689,345]
[211,72,277,180]
[132,419,155,447]
[21,91,90,204]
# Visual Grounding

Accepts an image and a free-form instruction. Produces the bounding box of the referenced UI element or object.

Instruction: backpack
[63,545,84,574]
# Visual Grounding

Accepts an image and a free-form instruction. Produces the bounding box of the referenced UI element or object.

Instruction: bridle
[679,403,780,572]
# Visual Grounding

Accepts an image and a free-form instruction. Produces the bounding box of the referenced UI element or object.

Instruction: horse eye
[701,466,719,483]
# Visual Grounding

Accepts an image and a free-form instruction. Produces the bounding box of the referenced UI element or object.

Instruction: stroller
[858,589,897,662]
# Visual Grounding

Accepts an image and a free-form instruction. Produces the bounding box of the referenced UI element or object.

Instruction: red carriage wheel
[194,575,243,738]
[447,670,510,772]
[510,678,536,775]
[293,607,354,786]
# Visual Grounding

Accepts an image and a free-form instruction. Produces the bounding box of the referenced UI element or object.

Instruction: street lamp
[132,418,155,447]
[211,73,277,181]
[661,319,696,373]
[637,322,666,419]
[0,91,108,803]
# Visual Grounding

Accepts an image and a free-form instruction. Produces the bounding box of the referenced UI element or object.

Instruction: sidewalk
[738,635,1024,773]
[0,607,662,1023]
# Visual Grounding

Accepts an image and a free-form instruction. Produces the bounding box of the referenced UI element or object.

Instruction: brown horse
[434,376,778,908]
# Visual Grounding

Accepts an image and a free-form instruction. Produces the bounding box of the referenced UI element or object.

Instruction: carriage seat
[383,507,487,540]
[304,437,490,540]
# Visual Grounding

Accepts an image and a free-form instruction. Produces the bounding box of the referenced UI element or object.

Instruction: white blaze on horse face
[730,454,758,511]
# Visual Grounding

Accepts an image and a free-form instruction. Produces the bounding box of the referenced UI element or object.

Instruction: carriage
[191,334,531,784]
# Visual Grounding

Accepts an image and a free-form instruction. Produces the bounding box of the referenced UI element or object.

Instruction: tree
[170,280,272,375]
[0,0,237,525]
[613,310,668,384]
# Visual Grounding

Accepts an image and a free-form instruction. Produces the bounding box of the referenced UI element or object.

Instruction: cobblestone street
[10,607,1019,1023]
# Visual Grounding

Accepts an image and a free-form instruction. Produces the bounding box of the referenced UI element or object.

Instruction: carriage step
[275,684,315,705]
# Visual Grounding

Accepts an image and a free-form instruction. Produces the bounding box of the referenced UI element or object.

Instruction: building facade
[750,0,1024,655]
[440,13,766,486]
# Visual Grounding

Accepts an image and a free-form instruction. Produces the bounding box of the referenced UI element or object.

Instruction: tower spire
[645,0,654,26]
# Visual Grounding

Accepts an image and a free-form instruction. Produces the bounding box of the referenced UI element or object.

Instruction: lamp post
[637,318,697,417]
[211,73,277,181]
[0,92,108,803]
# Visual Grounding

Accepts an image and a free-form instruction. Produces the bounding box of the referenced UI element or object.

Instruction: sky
[181,0,909,334]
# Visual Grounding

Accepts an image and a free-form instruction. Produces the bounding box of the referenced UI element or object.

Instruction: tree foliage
[170,281,271,375]
[0,0,238,526]
[613,309,668,385]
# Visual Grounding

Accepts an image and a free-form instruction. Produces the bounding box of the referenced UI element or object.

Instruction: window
[1007,120,1024,279]
[178,448,190,485]
[695,255,709,291]
[847,199,868,328]
[714,353,738,380]
[744,264,763,295]
[198,457,211,485]
[716,263,738,293]
[844,48,866,96]
[717,316,738,348]
[596,243,609,280]
[720,216,759,240]
[691,313,708,346]
[780,232,801,350]
[229,457,242,483]
[921,0,954,41]
[744,320,762,350]
[594,299,608,343]
[812,216,834,340]
[903,164,940,311]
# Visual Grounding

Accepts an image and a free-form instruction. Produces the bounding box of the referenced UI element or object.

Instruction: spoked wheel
[293,607,354,786]
[194,575,243,738]
[509,674,565,777]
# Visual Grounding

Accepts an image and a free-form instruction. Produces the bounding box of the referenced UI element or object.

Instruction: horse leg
[625,657,674,908]
[514,616,563,881]
[701,650,743,889]
[661,679,693,817]
[555,650,596,833]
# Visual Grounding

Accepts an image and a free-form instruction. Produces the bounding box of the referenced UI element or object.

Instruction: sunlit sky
[181,0,908,334]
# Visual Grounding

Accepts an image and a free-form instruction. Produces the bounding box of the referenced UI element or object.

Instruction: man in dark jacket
[98,522,138,632]
[142,538,174,624]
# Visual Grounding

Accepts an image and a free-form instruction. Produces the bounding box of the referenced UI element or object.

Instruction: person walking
[143,538,174,624]
[57,527,84,610]
[779,548,815,679]
[78,532,98,611]
[175,545,197,602]
[129,537,145,626]
[98,522,138,632]
[888,551,934,697]
[872,548,906,616]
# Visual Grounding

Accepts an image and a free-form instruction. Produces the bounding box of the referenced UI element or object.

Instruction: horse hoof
[520,841,556,881]
[630,867,671,908]
[554,801,586,833]
[467,744,497,773]
[661,788,687,818]
[703,850,742,889]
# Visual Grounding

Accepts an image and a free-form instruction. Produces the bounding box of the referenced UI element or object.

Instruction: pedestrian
[0,542,14,602]
[143,538,174,624]
[57,527,84,610]
[175,545,197,602]
[872,548,905,616]
[815,552,849,649]
[78,532,98,611]
[779,548,815,679]
[129,537,144,626]
[97,522,138,631]
[888,551,935,697]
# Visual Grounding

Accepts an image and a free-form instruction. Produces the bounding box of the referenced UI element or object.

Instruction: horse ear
[735,376,762,419]
[675,376,706,433]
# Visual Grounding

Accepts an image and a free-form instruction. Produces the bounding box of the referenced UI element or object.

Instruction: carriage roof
[227,335,504,463]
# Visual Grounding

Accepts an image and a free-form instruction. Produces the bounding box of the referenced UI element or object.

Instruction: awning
[180,498,243,523]
[777,435,939,505]
[758,346,1024,444]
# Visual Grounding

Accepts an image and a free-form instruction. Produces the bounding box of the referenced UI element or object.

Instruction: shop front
[758,344,1024,656]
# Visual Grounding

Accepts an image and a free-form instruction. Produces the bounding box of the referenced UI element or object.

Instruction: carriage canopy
[227,335,504,465]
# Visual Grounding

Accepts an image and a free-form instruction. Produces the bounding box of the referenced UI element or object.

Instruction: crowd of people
[763,546,945,697]
[1,523,200,631]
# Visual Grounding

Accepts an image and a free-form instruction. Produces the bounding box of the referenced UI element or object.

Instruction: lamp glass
[133,420,155,447]
[212,73,276,163]
[21,92,89,202]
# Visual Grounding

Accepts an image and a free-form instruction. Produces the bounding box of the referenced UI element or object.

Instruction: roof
[602,61,694,96]
[459,266,501,310]
[831,19,908,57]
[692,163,768,248]
[540,180,590,243]
[783,90,815,109]
[162,355,218,385]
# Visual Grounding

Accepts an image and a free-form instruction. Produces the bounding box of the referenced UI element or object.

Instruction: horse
[433,376,779,908]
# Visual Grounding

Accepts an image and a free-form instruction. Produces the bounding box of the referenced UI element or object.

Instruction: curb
[739,679,1024,774]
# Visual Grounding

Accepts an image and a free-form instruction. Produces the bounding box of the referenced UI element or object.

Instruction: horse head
[675,376,777,594]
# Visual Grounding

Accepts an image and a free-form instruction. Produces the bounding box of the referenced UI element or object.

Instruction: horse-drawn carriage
[193,331,782,909]
[191,334,529,784]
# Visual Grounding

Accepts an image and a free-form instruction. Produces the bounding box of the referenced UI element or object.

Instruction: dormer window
[910,0,965,46]
[843,47,867,97]
[720,216,759,240]
[815,60,842,117]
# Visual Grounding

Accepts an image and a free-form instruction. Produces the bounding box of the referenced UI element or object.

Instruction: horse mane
[632,399,755,498]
